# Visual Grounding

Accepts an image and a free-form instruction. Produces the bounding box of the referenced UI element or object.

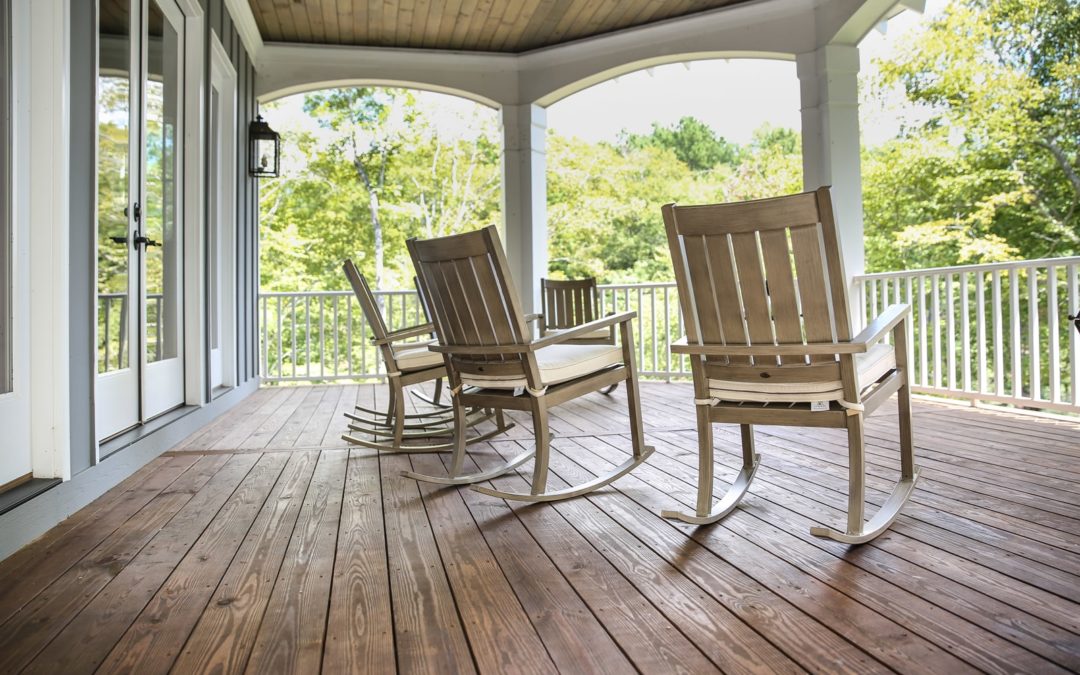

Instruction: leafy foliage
[863,0,1080,270]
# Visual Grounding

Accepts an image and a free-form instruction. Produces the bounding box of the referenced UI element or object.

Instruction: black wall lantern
[249,114,280,178]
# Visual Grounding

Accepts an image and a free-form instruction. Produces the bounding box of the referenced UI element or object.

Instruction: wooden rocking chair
[661,187,920,543]
[340,259,513,452]
[540,277,618,394]
[402,226,654,501]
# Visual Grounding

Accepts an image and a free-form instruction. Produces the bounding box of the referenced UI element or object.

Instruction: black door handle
[134,234,161,248]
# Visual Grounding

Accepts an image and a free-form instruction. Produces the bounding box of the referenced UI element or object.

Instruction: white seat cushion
[462,343,623,390]
[545,326,613,341]
[707,342,897,404]
[393,344,443,371]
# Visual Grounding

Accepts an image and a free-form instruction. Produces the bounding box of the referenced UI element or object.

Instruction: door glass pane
[96,0,132,373]
[144,0,180,363]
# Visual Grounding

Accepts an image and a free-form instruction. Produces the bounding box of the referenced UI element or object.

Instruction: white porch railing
[855,257,1080,414]
[259,283,690,383]
[260,260,1080,415]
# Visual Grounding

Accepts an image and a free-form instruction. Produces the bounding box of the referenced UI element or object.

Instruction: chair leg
[811,404,921,544]
[661,411,759,525]
[393,381,406,448]
[529,398,551,495]
[433,377,444,406]
[385,384,397,426]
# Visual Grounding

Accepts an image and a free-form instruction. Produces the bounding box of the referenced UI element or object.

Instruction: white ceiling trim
[252,0,909,106]
[223,0,264,65]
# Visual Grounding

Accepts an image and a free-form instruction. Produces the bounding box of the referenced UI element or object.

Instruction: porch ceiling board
[246,0,755,52]
[1,382,1080,673]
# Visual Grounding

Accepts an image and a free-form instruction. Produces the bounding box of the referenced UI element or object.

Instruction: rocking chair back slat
[541,278,598,330]
[663,187,852,368]
[343,259,390,341]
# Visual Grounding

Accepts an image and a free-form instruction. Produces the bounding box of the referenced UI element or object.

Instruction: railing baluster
[104,298,111,373]
[960,272,970,392]
[333,295,340,378]
[1070,264,1079,405]
[663,286,671,380]
[945,274,955,389]
[305,295,311,379]
[919,275,928,388]
[932,274,941,389]
[276,296,283,380]
[650,287,657,374]
[1010,269,1021,398]
[1048,265,1060,402]
[346,296,353,377]
[261,295,268,379]
[1028,266,1040,400]
[319,295,325,379]
[993,270,1003,396]
[976,272,986,397]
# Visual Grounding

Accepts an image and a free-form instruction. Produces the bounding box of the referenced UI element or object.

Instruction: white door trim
[181,0,206,405]
[208,29,237,392]
[25,0,71,480]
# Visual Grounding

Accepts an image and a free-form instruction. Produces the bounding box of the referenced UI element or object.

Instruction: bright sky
[547,0,950,147]
[268,0,951,150]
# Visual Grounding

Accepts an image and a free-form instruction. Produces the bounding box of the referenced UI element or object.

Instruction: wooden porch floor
[1,383,1079,673]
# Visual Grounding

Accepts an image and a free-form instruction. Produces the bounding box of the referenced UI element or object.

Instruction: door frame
[139,0,187,421]
[206,29,237,393]
[94,0,208,451]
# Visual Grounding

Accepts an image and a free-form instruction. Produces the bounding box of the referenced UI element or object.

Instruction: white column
[797,45,864,286]
[27,0,72,479]
[500,103,547,313]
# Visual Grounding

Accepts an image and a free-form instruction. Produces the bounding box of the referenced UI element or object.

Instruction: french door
[96,0,186,440]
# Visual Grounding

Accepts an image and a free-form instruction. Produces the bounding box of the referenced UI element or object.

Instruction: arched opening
[258,86,503,293]
[256,86,503,382]
[544,58,802,283]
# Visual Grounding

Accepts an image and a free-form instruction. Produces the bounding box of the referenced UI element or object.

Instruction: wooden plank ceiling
[247,0,754,52]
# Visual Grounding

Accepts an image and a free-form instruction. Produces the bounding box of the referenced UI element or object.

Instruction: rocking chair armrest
[427,312,636,356]
[670,336,867,356]
[528,311,636,350]
[371,323,436,345]
[524,313,543,324]
[852,303,910,348]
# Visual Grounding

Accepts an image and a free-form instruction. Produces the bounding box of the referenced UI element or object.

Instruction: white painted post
[27,0,72,480]
[797,44,864,326]
[500,103,547,313]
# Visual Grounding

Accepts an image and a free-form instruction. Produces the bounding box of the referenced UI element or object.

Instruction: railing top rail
[259,282,681,297]
[854,256,1080,281]
[259,289,413,298]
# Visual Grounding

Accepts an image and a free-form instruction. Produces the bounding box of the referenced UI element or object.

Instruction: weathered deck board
[0,382,1077,674]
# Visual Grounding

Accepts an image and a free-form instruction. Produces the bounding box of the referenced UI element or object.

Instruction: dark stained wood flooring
[1,382,1079,673]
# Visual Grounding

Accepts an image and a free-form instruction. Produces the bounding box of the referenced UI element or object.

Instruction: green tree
[864,0,1080,270]
[301,88,413,289]
[259,89,503,292]
[620,116,741,171]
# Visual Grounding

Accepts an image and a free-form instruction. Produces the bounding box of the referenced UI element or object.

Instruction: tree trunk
[353,157,384,291]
